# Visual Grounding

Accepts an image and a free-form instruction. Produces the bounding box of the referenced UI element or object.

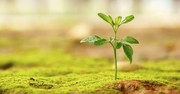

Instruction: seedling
[80,13,139,80]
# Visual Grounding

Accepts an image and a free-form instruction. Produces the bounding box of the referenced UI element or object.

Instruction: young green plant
[80,13,139,80]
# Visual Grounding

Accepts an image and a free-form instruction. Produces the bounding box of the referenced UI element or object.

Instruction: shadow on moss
[28,77,53,89]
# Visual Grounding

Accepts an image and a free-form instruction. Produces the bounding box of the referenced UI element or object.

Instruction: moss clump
[0,49,179,94]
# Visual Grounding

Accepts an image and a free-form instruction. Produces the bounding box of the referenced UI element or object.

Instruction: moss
[0,49,179,94]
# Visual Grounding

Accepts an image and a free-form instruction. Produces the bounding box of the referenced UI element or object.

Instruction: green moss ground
[0,48,179,94]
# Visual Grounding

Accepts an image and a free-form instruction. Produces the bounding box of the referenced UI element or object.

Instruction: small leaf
[121,36,139,44]
[108,15,114,25]
[94,39,109,46]
[121,15,134,24]
[115,16,122,25]
[98,13,113,26]
[115,42,122,49]
[80,35,101,43]
[123,44,133,64]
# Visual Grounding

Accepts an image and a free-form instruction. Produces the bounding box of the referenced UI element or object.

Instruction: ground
[0,49,179,94]
[0,31,179,94]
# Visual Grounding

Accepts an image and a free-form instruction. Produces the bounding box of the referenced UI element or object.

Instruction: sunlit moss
[0,49,179,94]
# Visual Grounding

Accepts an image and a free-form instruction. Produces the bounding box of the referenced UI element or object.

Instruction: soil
[94,80,180,94]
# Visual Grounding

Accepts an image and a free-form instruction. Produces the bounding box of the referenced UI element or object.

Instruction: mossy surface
[0,49,180,94]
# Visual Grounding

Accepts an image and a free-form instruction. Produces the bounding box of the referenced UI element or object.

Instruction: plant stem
[114,32,118,80]
[113,48,117,80]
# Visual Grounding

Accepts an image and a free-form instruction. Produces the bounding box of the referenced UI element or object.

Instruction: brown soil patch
[93,80,180,94]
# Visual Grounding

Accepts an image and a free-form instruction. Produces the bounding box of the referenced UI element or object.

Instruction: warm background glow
[0,0,180,61]
[0,0,180,31]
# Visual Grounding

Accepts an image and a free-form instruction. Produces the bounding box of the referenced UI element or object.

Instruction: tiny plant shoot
[80,13,139,80]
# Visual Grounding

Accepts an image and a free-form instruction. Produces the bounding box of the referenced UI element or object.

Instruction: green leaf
[80,35,101,43]
[121,36,139,44]
[115,16,122,25]
[98,13,113,26]
[121,15,134,24]
[123,44,133,64]
[94,39,109,46]
[109,15,114,25]
[115,42,122,49]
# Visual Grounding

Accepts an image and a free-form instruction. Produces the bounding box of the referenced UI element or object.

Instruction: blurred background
[0,0,180,63]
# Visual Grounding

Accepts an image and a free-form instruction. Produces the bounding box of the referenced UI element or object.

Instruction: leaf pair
[115,36,139,49]
[121,36,139,63]
[98,13,134,27]
[113,36,138,63]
